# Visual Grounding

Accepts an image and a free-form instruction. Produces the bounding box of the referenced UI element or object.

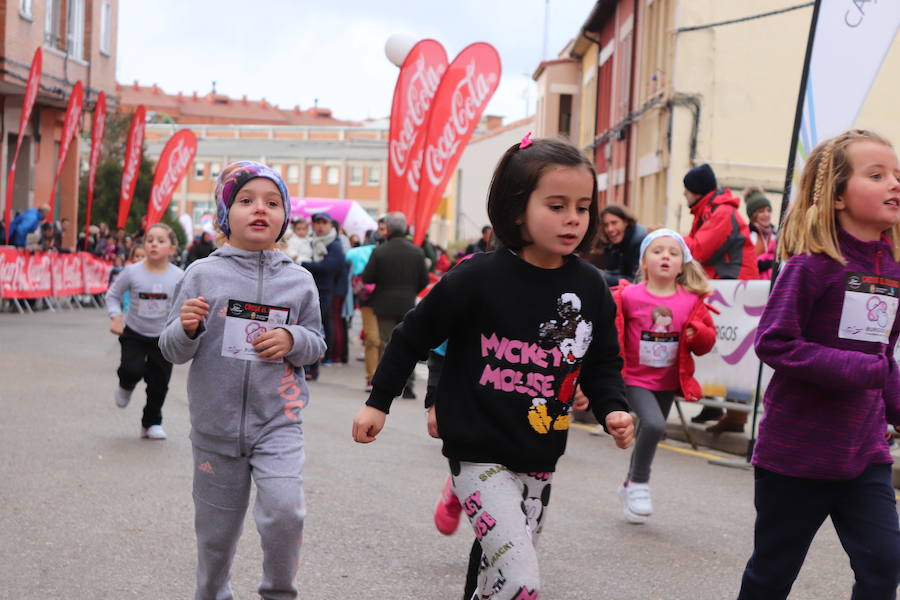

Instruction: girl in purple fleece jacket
[738,130,900,600]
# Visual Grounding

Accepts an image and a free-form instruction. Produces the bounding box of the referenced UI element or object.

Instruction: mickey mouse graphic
[527,293,593,434]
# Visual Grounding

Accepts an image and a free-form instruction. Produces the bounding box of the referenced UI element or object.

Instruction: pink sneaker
[433,475,462,535]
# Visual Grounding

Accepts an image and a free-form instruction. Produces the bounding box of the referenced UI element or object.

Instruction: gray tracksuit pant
[192,426,306,600]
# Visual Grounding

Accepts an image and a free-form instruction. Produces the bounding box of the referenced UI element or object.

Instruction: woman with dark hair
[595,204,648,287]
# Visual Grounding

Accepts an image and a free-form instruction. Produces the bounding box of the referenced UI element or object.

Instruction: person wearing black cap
[682,163,759,429]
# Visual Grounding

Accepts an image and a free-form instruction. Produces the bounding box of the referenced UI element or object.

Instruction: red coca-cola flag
[118,106,146,229]
[4,48,42,244]
[47,80,84,221]
[84,91,106,249]
[146,129,197,227]
[388,39,448,218]
[412,43,501,246]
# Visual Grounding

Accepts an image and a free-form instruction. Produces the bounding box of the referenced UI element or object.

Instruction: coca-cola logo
[121,125,144,197]
[0,252,24,292]
[389,55,445,176]
[90,111,106,170]
[150,134,195,213]
[26,255,52,290]
[424,60,497,186]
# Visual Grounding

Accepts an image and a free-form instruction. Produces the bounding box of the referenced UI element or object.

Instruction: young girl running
[612,229,715,523]
[106,223,182,440]
[738,130,900,599]
[160,161,326,600]
[352,135,634,599]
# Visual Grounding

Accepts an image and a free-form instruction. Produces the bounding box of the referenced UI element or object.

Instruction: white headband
[639,228,693,263]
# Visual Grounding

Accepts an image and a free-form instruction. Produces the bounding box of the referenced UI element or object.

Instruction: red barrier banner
[4,48,42,244]
[51,252,84,297]
[388,39,448,219]
[0,247,52,299]
[118,106,146,229]
[84,91,106,250]
[146,129,197,227]
[47,80,84,220]
[412,43,501,245]
[82,252,112,294]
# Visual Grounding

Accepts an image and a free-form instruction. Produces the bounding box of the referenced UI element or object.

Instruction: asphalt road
[0,307,887,599]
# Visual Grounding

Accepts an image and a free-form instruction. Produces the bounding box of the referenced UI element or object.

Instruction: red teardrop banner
[412,43,501,246]
[387,39,448,219]
[4,47,42,244]
[117,106,146,229]
[146,129,197,227]
[47,80,84,221]
[83,91,106,249]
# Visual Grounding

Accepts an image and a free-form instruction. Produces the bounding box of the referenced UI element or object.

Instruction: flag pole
[709,0,822,470]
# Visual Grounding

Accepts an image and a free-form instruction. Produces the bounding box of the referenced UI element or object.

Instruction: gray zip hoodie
[159,245,326,457]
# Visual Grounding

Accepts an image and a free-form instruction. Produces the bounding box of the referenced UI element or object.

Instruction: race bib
[639,331,679,367]
[137,292,169,319]
[838,272,899,343]
[221,299,290,362]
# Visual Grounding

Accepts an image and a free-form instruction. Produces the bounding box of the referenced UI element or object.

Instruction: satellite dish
[385,34,418,67]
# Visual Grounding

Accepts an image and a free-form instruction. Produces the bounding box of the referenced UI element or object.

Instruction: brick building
[2,0,118,248]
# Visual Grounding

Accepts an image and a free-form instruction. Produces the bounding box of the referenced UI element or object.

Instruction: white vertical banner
[795,1,900,175]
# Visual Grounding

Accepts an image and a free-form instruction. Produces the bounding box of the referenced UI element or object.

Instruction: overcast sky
[116,0,597,123]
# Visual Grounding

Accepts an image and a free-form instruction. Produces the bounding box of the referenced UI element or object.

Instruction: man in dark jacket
[362,211,428,399]
[302,212,345,373]
[682,163,759,430]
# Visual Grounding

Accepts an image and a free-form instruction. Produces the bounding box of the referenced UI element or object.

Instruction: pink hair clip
[519,132,533,149]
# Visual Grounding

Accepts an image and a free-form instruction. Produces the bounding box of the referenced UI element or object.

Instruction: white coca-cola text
[424,60,497,187]
[150,134,195,213]
[390,54,445,177]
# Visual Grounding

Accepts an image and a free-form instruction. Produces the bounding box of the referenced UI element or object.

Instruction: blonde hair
[146,222,178,249]
[637,242,711,297]
[778,129,900,263]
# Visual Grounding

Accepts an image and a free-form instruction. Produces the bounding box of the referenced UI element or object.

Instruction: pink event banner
[412,43,501,246]
[387,39,448,219]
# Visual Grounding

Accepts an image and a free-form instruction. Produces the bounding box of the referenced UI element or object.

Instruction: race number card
[838,272,899,344]
[221,299,290,361]
[639,331,679,367]
[137,292,169,319]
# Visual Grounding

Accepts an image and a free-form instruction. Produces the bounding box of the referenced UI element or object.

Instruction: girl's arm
[884,357,900,427]
[280,285,327,368]
[686,301,716,356]
[158,274,204,364]
[105,265,130,319]
[756,260,889,390]
[580,284,630,427]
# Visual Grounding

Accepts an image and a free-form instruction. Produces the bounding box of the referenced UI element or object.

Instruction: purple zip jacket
[753,228,900,480]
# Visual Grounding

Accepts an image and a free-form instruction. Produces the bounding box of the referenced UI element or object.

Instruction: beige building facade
[535,1,900,235]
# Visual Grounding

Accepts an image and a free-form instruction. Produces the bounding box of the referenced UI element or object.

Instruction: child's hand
[685,326,696,339]
[572,385,589,411]
[353,406,387,443]
[605,410,635,449]
[253,328,293,360]
[181,296,209,336]
[427,405,439,438]
[110,316,124,336]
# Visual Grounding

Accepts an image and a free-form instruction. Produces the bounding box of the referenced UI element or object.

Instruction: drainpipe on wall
[625,0,639,207]
[580,29,602,167]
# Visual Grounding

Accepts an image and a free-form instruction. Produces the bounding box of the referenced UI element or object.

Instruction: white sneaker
[142,425,167,440]
[115,386,132,409]
[618,482,652,523]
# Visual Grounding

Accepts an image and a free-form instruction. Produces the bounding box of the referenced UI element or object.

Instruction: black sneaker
[401,386,416,400]
[690,405,723,423]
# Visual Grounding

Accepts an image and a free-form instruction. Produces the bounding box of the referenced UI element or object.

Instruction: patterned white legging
[451,460,553,600]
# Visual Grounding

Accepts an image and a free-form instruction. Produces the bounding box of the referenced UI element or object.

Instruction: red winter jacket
[685,189,760,280]
[612,282,717,402]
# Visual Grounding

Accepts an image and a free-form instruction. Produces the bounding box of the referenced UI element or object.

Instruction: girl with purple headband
[160,161,326,599]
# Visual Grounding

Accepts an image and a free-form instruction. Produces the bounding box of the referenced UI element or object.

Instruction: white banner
[694,280,773,403]
[795,1,900,176]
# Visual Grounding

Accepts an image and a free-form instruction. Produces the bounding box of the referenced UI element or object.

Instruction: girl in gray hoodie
[160,161,325,600]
